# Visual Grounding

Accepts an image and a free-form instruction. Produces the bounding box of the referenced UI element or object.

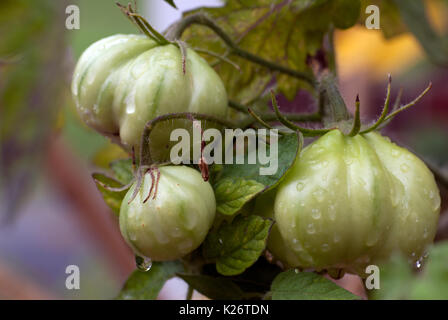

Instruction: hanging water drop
[311,208,321,219]
[415,259,422,269]
[135,255,152,272]
[307,223,315,234]
[400,163,409,173]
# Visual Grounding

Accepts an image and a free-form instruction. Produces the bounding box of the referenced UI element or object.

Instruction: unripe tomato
[72,34,228,157]
[119,166,216,261]
[272,129,440,275]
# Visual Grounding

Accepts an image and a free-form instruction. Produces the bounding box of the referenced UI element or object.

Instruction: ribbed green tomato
[119,166,216,261]
[71,34,228,158]
[271,129,440,275]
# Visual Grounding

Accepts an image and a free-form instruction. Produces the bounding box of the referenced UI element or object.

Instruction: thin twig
[360,74,392,134]
[193,47,241,71]
[166,12,315,86]
[228,99,322,123]
[271,91,332,137]
[383,82,432,122]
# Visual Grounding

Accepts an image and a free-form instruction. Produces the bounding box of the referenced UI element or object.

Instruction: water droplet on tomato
[400,163,409,173]
[135,256,152,272]
[311,208,321,219]
[296,182,305,191]
[366,232,379,247]
[307,223,315,234]
[392,149,400,157]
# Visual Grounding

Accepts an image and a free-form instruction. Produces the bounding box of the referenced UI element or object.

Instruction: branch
[166,12,315,86]
[228,99,322,126]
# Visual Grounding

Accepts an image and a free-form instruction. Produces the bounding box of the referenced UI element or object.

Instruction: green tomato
[272,129,440,275]
[72,34,228,158]
[119,166,216,261]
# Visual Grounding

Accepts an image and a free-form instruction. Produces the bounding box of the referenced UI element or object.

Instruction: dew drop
[218,238,223,245]
[307,223,316,234]
[345,158,353,165]
[366,232,379,247]
[400,163,409,173]
[296,182,305,192]
[311,208,321,219]
[136,255,152,272]
[321,243,330,252]
[392,149,400,157]
[415,259,422,269]
[423,228,428,239]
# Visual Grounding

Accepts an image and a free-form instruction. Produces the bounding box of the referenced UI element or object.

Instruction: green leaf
[181,0,362,101]
[218,133,301,187]
[394,0,448,66]
[92,173,128,216]
[213,133,301,215]
[372,242,448,300]
[177,274,244,300]
[331,0,361,29]
[164,0,177,9]
[271,270,359,300]
[117,261,184,300]
[214,178,265,216]
[203,215,273,276]
[110,158,134,185]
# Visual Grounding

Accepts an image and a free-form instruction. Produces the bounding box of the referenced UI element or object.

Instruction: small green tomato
[119,166,216,261]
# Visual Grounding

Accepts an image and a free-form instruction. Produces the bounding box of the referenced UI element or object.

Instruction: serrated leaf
[394,0,448,66]
[212,133,301,215]
[203,215,273,276]
[271,270,359,300]
[92,173,128,216]
[117,261,184,300]
[177,274,244,300]
[217,133,301,188]
[214,178,265,215]
[180,0,362,102]
[110,158,134,185]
